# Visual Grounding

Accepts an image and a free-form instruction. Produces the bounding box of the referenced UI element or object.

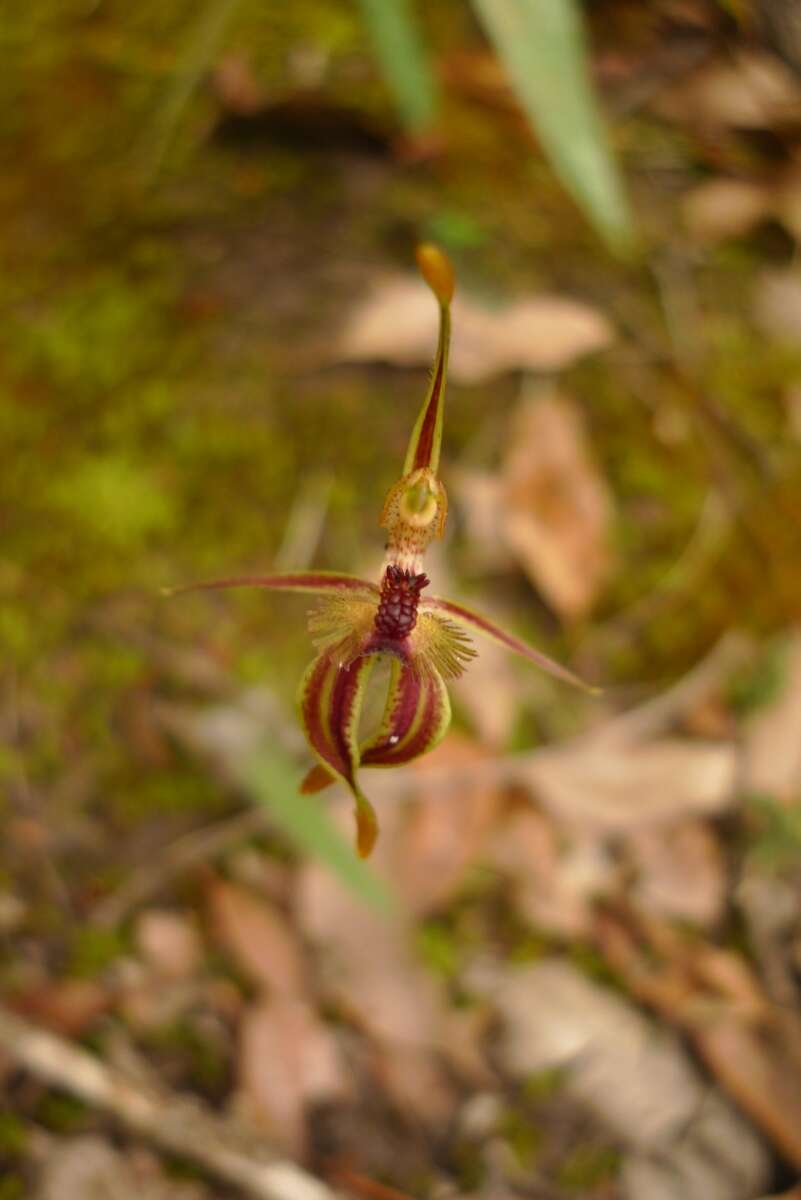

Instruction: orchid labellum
[170,246,594,857]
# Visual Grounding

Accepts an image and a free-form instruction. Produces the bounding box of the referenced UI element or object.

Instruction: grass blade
[142,0,243,184]
[357,0,437,132]
[470,0,633,251]
[245,748,396,916]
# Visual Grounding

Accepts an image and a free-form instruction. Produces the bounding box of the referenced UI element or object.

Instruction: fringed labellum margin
[168,245,596,857]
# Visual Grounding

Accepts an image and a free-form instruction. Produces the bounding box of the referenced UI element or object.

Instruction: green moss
[416,921,461,980]
[46,453,176,550]
[141,1016,230,1095]
[727,637,789,715]
[557,1144,621,1190]
[109,764,225,826]
[34,1092,90,1134]
[507,930,549,965]
[0,1177,25,1200]
[746,792,801,872]
[522,1066,566,1102]
[0,1114,28,1157]
[497,1107,542,1170]
[567,942,619,988]
[68,926,130,977]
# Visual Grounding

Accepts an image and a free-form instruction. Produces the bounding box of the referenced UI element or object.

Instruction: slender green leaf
[142,0,244,183]
[245,747,396,916]
[470,0,633,251]
[357,0,437,132]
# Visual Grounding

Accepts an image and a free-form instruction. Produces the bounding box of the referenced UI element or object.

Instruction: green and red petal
[360,657,451,768]
[402,245,454,477]
[165,571,378,601]
[298,654,452,795]
[298,648,378,857]
[422,596,598,693]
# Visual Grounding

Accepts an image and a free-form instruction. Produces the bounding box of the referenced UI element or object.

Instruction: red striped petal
[296,656,453,796]
[360,658,451,768]
[298,649,378,857]
[423,596,599,693]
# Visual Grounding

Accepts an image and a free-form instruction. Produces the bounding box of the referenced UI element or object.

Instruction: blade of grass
[357,0,437,132]
[245,747,396,916]
[470,0,633,251]
[141,0,243,185]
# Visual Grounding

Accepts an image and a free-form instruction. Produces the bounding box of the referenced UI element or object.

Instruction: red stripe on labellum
[361,664,422,766]
[361,662,450,768]
[384,674,443,764]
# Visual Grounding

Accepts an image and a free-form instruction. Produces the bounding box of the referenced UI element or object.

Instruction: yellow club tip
[415,242,455,305]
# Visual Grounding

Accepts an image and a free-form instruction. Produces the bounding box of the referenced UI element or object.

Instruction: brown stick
[0,1005,332,1200]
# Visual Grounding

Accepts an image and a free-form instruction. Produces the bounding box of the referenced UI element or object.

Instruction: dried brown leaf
[754,269,801,342]
[627,820,725,929]
[525,738,736,832]
[500,389,614,619]
[38,1137,206,1200]
[450,468,515,573]
[12,978,110,1037]
[237,998,346,1155]
[593,910,801,1170]
[372,1047,455,1126]
[656,49,801,130]
[297,858,443,1047]
[297,850,457,1124]
[489,809,615,938]
[482,960,770,1200]
[334,278,613,383]
[394,735,504,913]
[695,1019,801,1169]
[135,909,203,981]
[682,178,773,242]
[742,630,801,800]
[207,877,307,999]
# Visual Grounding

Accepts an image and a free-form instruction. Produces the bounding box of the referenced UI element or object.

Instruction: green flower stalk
[170,245,594,857]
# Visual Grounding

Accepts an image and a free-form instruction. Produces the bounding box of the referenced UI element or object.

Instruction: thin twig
[274,473,334,571]
[582,631,752,748]
[91,806,268,928]
[0,1005,333,1200]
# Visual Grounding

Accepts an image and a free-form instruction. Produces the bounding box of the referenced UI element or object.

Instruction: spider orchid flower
[169,246,595,857]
